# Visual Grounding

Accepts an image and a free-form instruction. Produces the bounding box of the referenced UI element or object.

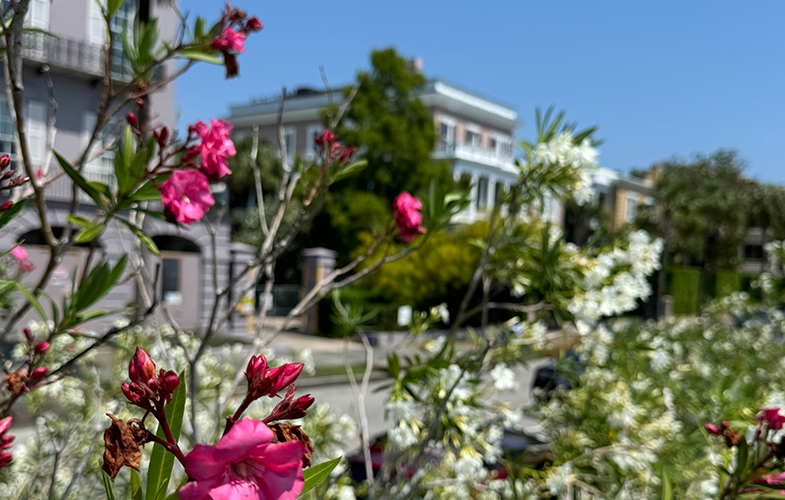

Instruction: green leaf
[100,468,116,500]
[74,222,105,243]
[54,151,106,209]
[737,438,749,477]
[298,458,341,498]
[661,472,672,500]
[66,215,93,228]
[130,469,143,500]
[0,199,25,230]
[175,47,223,64]
[107,0,126,16]
[146,370,186,500]
[118,218,160,255]
[131,181,162,202]
[162,476,189,500]
[329,160,367,183]
[0,280,47,322]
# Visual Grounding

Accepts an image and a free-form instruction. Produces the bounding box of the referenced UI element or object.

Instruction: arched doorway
[150,235,201,331]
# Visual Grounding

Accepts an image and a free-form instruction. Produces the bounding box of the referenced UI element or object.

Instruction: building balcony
[44,168,116,203]
[22,31,163,82]
[432,142,517,174]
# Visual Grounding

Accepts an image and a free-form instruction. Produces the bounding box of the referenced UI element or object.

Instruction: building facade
[0,0,234,334]
[226,75,529,224]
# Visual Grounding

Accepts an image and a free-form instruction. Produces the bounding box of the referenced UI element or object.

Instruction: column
[301,248,337,335]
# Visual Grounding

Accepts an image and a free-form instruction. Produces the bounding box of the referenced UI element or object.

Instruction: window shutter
[24,0,49,30]
[25,100,47,168]
[87,0,106,45]
[82,111,101,173]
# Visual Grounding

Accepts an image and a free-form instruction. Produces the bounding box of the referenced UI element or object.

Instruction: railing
[44,168,116,203]
[433,142,516,172]
[21,31,164,82]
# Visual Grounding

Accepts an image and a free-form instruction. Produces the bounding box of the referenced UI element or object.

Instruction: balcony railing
[45,169,117,203]
[21,31,164,82]
[433,142,516,173]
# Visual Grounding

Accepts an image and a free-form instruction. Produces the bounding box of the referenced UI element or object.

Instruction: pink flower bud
[0,155,9,170]
[129,347,156,386]
[161,370,180,393]
[30,367,48,381]
[23,328,32,341]
[267,363,304,395]
[127,113,138,129]
[295,394,315,411]
[246,354,267,383]
[157,126,169,147]
[246,17,263,31]
[705,423,720,434]
[0,202,12,212]
[33,342,49,355]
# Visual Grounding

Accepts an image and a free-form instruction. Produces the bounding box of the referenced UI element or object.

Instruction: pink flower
[758,408,785,430]
[11,247,27,260]
[33,342,49,355]
[191,120,236,180]
[0,416,13,468]
[160,170,215,225]
[315,130,336,147]
[179,419,305,500]
[758,472,785,485]
[392,192,426,243]
[212,27,246,53]
[705,423,720,435]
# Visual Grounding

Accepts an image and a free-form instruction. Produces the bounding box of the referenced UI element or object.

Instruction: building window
[625,197,637,223]
[465,129,480,148]
[110,1,135,77]
[284,127,296,165]
[476,176,489,209]
[0,99,16,164]
[25,0,49,30]
[745,245,764,262]
[494,182,504,203]
[83,112,116,184]
[439,121,455,150]
[162,257,182,305]
[305,124,322,160]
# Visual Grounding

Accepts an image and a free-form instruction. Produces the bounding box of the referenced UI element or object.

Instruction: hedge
[666,267,759,314]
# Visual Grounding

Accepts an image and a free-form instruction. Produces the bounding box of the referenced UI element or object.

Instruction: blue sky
[177,0,785,183]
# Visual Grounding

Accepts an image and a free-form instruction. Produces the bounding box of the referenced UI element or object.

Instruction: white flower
[490,363,517,391]
[425,335,447,354]
[384,398,415,422]
[437,303,450,324]
[387,421,419,449]
[546,463,574,496]
[455,453,485,482]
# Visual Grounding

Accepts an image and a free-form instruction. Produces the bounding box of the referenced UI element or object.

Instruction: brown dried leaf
[268,423,314,467]
[4,372,26,395]
[102,414,143,481]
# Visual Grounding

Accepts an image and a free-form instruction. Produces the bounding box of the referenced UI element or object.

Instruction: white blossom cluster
[569,230,663,335]
[525,131,599,206]
[540,296,785,499]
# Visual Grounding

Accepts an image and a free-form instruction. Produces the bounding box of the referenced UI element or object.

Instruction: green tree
[641,150,754,307]
[310,48,452,259]
[332,48,450,199]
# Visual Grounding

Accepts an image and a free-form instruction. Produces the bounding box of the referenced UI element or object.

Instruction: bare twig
[344,333,375,497]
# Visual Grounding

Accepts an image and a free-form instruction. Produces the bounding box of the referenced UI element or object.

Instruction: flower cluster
[210,4,263,78]
[103,347,316,499]
[523,130,599,206]
[2,327,50,396]
[536,297,785,499]
[10,246,33,274]
[0,154,28,195]
[392,192,425,242]
[148,118,236,225]
[568,230,663,335]
[314,130,355,166]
